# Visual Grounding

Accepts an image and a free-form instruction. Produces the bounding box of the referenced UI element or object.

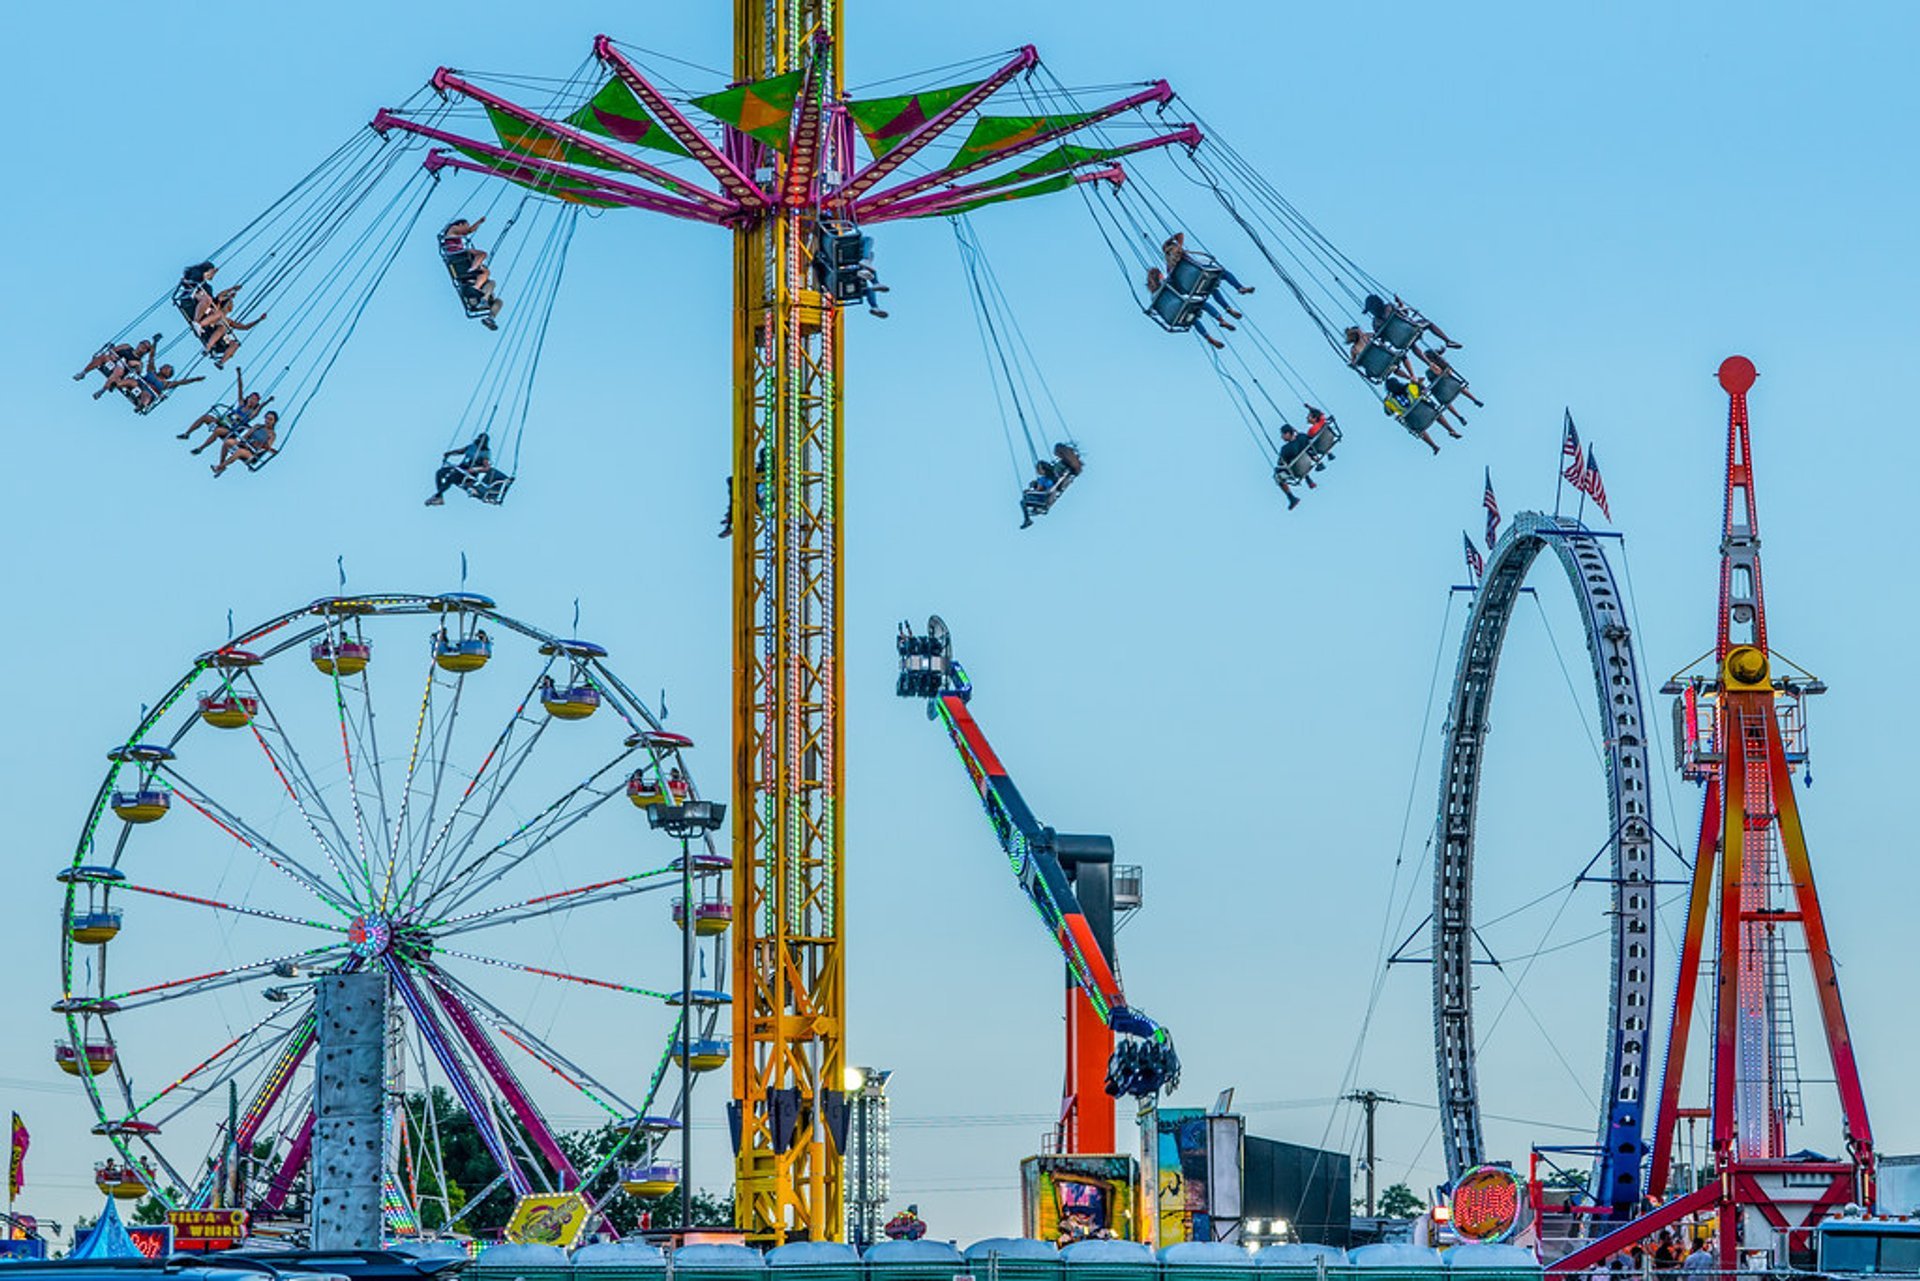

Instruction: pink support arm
[840,45,1039,203]
[857,80,1174,219]
[862,125,1196,223]
[429,68,737,218]
[594,36,770,209]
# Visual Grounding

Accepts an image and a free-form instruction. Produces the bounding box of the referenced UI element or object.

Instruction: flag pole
[1553,411,1567,519]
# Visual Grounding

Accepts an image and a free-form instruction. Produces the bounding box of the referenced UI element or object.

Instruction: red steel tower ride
[1551,357,1875,1272]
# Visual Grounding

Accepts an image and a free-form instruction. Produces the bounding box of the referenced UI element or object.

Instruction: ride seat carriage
[1277,419,1341,482]
[1426,371,1467,407]
[203,405,280,470]
[1373,307,1426,352]
[452,463,514,505]
[1351,339,1399,382]
[1400,397,1442,435]
[1145,252,1227,332]
[811,222,874,304]
[1020,442,1084,524]
[439,231,499,325]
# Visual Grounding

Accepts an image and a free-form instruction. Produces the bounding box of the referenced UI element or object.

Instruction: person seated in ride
[666,768,690,802]
[179,369,270,450]
[1271,425,1321,511]
[177,261,217,310]
[192,286,266,366]
[845,239,888,318]
[210,410,277,476]
[424,432,492,506]
[121,362,204,411]
[1365,293,1461,349]
[441,217,489,278]
[1161,232,1255,296]
[1382,376,1460,454]
[1019,458,1063,529]
[1145,266,1231,349]
[1345,325,1413,379]
[1414,344,1484,408]
[76,334,162,386]
[1304,404,1335,438]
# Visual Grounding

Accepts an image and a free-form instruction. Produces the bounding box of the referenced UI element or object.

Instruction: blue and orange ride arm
[899,623,1160,1044]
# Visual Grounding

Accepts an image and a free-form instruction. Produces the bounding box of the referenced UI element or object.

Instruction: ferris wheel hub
[347,914,395,959]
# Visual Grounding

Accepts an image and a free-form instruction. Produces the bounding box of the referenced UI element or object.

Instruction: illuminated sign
[167,1209,247,1251]
[1450,1164,1525,1243]
[504,1193,591,1247]
[127,1225,174,1258]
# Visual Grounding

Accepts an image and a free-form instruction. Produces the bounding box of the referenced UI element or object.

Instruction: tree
[130,1194,175,1226]
[1378,1183,1427,1219]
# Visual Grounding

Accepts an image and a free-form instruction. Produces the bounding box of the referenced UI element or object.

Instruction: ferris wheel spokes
[378,653,452,909]
[425,864,678,937]
[429,966,638,1118]
[418,965,582,1191]
[422,753,643,921]
[106,943,349,1012]
[113,879,349,935]
[159,768,360,913]
[390,668,561,912]
[385,957,532,1195]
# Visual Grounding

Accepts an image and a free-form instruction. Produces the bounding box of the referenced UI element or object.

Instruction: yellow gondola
[198,692,259,729]
[56,1042,115,1076]
[672,899,733,936]
[110,789,171,823]
[618,1162,681,1198]
[434,636,492,673]
[95,1161,149,1199]
[311,638,372,676]
[672,1037,729,1072]
[70,910,123,945]
[541,682,600,721]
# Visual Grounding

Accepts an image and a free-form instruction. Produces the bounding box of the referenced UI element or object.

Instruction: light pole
[649,798,727,1234]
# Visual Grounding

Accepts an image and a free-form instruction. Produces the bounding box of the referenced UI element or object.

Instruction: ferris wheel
[56,593,731,1237]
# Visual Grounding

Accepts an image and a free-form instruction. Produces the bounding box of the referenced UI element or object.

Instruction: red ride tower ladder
[1550,357,1875,1273]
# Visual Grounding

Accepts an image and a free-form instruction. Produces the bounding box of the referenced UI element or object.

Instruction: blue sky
[3,0,1918,1248]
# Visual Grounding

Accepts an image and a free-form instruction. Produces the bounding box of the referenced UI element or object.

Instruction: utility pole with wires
[1343,1089,1400,1217]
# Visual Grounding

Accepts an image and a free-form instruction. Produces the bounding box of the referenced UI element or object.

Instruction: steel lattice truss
[57,594,724,1237]
[1430,512,1656,1210]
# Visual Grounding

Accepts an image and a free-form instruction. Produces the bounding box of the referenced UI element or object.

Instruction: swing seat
[1427,372,1466,406]
[1307,418,1341,460]
[1167,253,1224,299]
[1147,282,1207,331]
[458,466,513,505]
[1374,310,1424,351]
[1277,420,1341,481]
[1352,341,1398,380]
[440,245,496,320]
[1402,399,1441,434]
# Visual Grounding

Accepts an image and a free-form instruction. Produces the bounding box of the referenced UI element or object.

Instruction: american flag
[1463,531,1484,585]
[1582,447,1612,520]
[1483,468,1500,550]
[1561,409,1585,482]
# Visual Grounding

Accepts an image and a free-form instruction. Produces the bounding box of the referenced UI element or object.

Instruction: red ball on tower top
[1718,355,1757,394]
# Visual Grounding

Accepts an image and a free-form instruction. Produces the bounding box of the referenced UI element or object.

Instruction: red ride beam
[856,80,1173,219]
[428,68,737,218]
[594,36,769,209]
[839,46,1039,203]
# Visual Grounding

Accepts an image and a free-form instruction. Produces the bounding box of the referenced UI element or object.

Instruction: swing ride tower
[725,1,849,1244]
[346,0,1197,1240]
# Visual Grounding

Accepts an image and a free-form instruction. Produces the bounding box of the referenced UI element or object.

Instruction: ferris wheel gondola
[57,593,729,1237]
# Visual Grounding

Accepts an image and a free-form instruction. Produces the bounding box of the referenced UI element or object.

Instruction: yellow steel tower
[731,0,845,1244]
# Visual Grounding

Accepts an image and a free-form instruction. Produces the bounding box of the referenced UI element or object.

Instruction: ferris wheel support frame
[1431,512,1657,1214]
